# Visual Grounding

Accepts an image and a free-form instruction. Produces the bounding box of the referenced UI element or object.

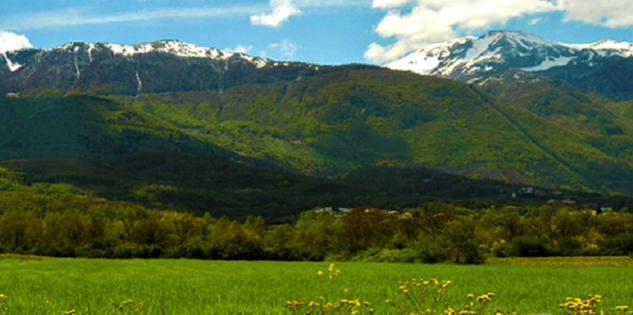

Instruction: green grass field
[0,256,632,314]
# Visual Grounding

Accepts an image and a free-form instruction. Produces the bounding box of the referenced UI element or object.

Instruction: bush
[508,236,551,257]
[558,236,583,256]
[491,240,509,257]
[601,233,633,256]
[417,242,448,264]
[112,243,136,259]
[457,241,485,264]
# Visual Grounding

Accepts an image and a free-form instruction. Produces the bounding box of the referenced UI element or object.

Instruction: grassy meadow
[0,256,632,314]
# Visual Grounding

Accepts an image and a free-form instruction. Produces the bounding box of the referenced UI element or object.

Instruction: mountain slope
[1,38,633,197]
[0,94,233,161]
[116,68,633,193]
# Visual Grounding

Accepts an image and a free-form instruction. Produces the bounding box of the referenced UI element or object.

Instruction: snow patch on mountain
[577,40,633,57]
[104,40,269,68]
[521,56,574,71]
[1,52,22,72]
[105,43,153,56]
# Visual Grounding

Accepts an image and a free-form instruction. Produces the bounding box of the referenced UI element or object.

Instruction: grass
[0,257,632,314]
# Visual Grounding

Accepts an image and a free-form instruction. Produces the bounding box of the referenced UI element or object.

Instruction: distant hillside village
[310,185,621,219]
[312,207,414,219]
[513,186,615,213]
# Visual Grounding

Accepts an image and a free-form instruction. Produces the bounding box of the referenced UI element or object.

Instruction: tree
[61,209,91,246]
[336,207,391,253]
[0,209,39,250]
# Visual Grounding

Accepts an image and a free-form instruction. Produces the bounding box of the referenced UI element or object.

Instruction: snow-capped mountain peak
[104,40,215,58]
[99,40,269,68]
[386,36,476,75]
[386,30,633,82]
[41,40,269,69]
[0,38,299,95]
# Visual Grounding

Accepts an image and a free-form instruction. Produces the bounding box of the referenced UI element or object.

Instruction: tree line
[1,188,633,263]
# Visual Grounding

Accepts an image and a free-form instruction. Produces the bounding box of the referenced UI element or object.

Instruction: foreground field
[0,256,632,314]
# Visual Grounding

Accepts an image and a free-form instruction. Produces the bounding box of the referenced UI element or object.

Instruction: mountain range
[1,31,633,218]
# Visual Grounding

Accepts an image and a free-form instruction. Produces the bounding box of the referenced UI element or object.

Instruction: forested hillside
[102,68,633,194]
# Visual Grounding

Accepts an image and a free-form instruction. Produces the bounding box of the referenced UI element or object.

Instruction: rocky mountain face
[386,31,633,99]
[0,40,315,96]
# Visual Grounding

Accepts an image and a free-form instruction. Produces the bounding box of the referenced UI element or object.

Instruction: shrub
[601,233,633,256]
[457,241,485,264]
[558,236,583,257]
[508,236,551,257]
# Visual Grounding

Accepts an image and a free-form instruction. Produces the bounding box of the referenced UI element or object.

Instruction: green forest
[2,165,633,263]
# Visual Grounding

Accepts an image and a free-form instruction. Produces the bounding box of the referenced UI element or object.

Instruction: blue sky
[0,0,632,65]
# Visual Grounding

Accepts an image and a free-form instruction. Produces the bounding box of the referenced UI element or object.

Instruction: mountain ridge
[387,30,633,76]
[385,30,633,99]
[0,39,323,97]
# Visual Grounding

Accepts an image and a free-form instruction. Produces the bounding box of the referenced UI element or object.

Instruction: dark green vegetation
[1,165,633,262]
[0,257,632,314]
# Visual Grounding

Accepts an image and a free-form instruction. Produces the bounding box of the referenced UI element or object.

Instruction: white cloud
[529,17,543,25]
[251,0,301,28]
[233,44,254,54]
[0,31,33,53]
[365,0,562,63]
[268,40,299,59]
[0,5,267,31]
[372,0,414,8]
[562,0,633,27]
[0,1,370,32]
[296,0,372,7]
